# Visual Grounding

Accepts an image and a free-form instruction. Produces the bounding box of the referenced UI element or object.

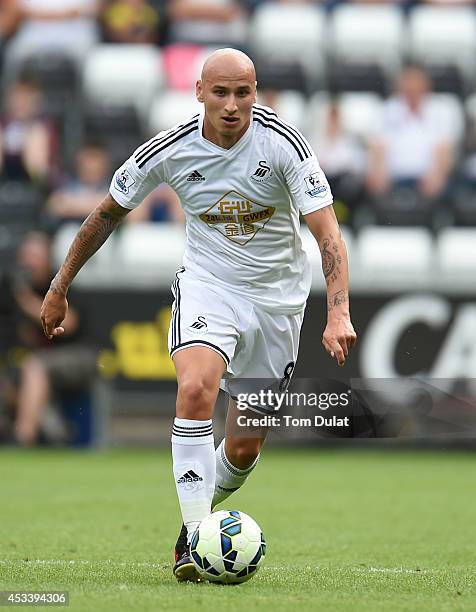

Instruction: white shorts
[168,268,304,399]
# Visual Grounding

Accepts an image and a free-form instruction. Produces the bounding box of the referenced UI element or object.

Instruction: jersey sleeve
[280,147,333,215]
[109,149,164,210]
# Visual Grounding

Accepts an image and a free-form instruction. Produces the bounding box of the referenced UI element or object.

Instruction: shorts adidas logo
[186,170,206,182]
[177,470,203,484]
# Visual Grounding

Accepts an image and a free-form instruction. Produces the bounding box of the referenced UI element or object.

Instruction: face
[399,68,430,107]
[17,234,51,280]
[7,83,41,121]
[77,148,110,185]
[197,59,256,146]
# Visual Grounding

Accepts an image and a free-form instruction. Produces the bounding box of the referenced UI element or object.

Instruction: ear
[253,81,258,103]
[196,80,204,103]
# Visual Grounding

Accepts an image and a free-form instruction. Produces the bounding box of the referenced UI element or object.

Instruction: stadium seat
[451,187,476,227]
[408,7,476,94]
[82,45,164,119]
[52,223,117,285]
[162,44,218,91]
[307,93,382,146]
[249,4,326,91]
[0,181,42,226]
[464,93,476,126]
[115,223,186,284]
[300,226,322,272]
[257,91,308,133]
[300,225,354,288]
[20,53,79,121]
[0,226,21,271]
[148,91,201,135]
[430,94,465,147]
[329,5,404,94]
[83,104,144,170]
[357,227,433,275]
[0,181,42,268]
[437,228,476,276]
[307,93,331,138]
[337,94,383,143]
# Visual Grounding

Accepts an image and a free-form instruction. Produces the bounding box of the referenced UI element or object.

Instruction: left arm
[420,141,453,198]
[0,0,21,37]
[304,205,357,366]
[15,287,79,335]
[275,128,357,364]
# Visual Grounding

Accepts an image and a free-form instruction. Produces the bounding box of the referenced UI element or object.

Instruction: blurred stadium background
[1,4,476,610]
[1,0,476,448]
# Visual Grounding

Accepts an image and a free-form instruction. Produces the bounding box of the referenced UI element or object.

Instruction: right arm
[0,0,21,37]
[41,193,129,338]
[168,0,242,22]
[21,1,98,20]
[365,139,389,195]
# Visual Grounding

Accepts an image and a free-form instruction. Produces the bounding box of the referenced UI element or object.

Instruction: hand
[419,173,444,199]
[40,289,68,340]
[14,286,41,310]
[322,316,357,367]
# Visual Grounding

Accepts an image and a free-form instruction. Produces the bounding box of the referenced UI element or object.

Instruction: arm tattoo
[321,238,336,278]
[321,236,342,282]
[50,195,128,295]
[327,290,348,312]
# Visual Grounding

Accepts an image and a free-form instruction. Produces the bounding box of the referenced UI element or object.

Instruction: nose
[224,95,238,114]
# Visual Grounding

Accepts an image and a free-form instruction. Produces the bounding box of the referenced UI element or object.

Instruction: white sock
[172,418,215,540]
[212,439,260,508]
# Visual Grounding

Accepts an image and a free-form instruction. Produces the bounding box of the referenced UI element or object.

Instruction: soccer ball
[190,510,266,584]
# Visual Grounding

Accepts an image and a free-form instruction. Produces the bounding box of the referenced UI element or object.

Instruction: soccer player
[40,49,357,582]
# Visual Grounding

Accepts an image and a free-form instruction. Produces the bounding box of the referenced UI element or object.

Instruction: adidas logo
[177,470,203,483]
[186,170,206,182]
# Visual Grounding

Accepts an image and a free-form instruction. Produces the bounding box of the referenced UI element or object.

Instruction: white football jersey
[110,104,333,314]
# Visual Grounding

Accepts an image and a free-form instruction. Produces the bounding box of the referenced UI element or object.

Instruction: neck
[202,116,250,150]
[407,97,423,114]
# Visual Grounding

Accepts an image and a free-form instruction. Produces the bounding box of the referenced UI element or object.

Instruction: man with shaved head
[40,49,357,581]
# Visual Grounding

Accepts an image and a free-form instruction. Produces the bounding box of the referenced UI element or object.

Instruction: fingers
[41,316,51,339]
[41,313,52,339]
[324,337,346,366]
[41,315,65,340]
[332,349,346,367]
[347,331,358,349]
[40,292,67,339]
[323,331,357,367]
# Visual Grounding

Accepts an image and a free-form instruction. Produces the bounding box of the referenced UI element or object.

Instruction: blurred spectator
[450,105,476,226]
[0,78,55,184]
[47,143,110,222]
[0,232,97,446]
[423,0,474,4]
[366,65,454,204]
[0,0,21,64]
[101,0,161,44]
[3,0,98,80]
[462,118,476,185]
[142,184,185,223]
[46,142,177,223]
[312,101,365,225]
[350,0,416,5]
[167,0,247,47]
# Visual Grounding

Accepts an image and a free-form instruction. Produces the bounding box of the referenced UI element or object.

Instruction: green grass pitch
[1,448,475,611]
